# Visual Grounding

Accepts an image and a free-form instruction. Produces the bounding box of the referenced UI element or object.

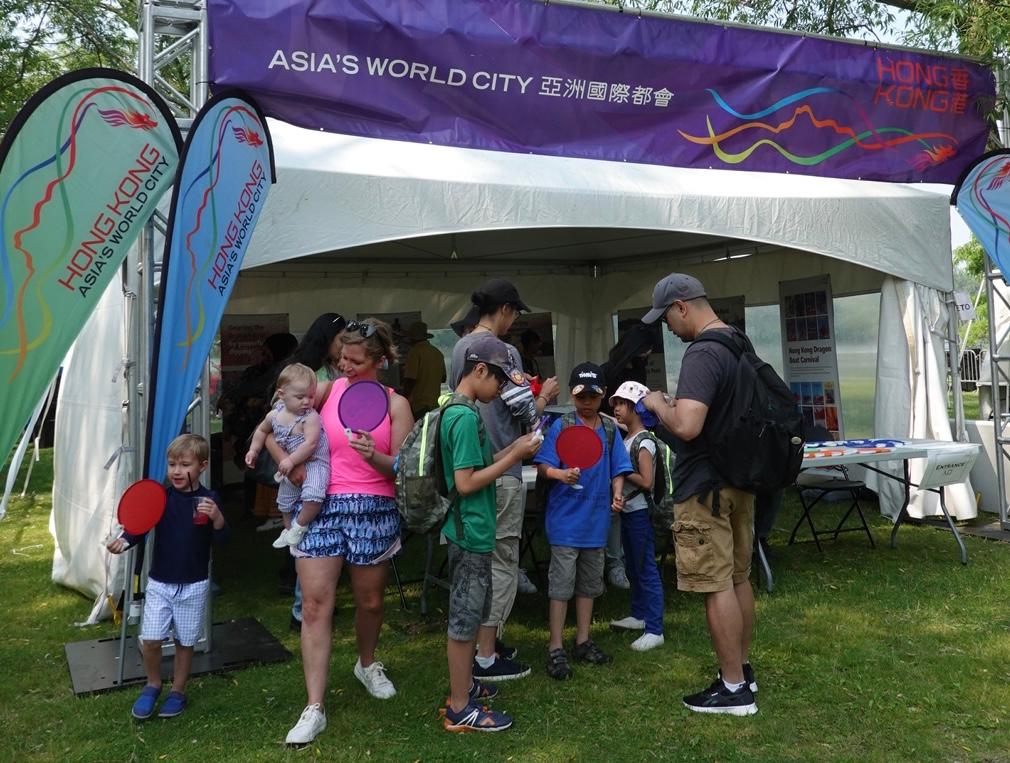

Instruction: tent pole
[946,292,966,443]
[984,264,1010,529]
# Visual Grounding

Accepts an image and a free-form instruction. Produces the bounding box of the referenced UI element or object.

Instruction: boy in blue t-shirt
[439,334,542,732]
[106,434,229,720]
[535,362,632,679]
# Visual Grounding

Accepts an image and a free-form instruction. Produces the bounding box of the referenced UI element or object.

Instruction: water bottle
[636,400,659,428]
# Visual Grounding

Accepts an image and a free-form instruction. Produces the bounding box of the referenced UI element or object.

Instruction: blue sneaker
[439,677,500,717]
[443,702,513,733]
[469,678,499,701]
[131,685,161,720]
[157,691,187,718]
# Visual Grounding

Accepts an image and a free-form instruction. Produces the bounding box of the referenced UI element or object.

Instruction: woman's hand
[348,430,376,462]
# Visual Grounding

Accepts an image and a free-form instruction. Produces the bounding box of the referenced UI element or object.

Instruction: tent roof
[246,120,953,292]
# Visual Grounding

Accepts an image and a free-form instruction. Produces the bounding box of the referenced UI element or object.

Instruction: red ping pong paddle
[338,380,390,435]
[556,425,604,469]
[117,479,167,535]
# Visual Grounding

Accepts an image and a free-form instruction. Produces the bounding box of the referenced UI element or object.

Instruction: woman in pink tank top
[269,318,413,746]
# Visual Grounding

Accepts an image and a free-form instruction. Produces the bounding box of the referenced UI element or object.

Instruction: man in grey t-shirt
[642,272,758,717]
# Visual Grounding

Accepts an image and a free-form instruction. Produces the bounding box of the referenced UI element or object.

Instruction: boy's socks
[475,654,496,669]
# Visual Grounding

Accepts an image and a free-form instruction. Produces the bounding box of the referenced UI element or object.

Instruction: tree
[0,1,137,136]
[596,0,1009,68]
[954,237,989,348]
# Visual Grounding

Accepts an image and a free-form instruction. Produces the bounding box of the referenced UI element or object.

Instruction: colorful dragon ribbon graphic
[679,87,959,174]
[0,68,180,465]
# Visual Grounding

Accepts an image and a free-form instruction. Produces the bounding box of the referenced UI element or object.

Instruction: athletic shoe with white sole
[443,702,513,733]
[607,566,631,589]
[256,517,284,532]
[285,703,326,745]
[683,679,757,716]
[354,659,396,699]
[516,568,538,594]
[630,632,665,652]
[610,615,646,631]
[472,655,531,681]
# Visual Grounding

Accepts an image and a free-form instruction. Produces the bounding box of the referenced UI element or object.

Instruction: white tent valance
[246,120,953,293]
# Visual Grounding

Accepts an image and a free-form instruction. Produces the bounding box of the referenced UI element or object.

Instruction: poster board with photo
[779,276,843,438]
[710,295,746,333]
[219,313,290,389]
[504,312,555,379]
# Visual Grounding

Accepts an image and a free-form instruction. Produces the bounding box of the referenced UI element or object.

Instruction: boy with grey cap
[641,272,759,716]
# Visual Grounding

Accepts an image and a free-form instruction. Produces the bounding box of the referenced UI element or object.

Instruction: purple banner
[207,0,994,183]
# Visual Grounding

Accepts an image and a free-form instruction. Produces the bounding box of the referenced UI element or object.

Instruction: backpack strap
[691,327,754,357]
[627,430,655,501]
[562,411,616,449]
[600,413,618,453]
[686,329,753,517]
[438,397,486,540]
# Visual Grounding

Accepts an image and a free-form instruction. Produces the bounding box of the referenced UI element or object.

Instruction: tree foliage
[954,237,989,348]
[0,1,136,135]
[597,0,1008,68]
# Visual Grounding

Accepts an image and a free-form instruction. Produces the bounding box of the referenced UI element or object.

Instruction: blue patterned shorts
[293,493,401,565]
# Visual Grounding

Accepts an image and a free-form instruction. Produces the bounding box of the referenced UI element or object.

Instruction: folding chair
[789,425,875,551]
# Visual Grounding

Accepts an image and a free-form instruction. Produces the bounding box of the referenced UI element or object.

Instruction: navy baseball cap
[569,361,605,396]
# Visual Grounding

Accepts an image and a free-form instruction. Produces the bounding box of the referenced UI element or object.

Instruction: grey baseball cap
[642,273,706,324]
[464,333,527,386]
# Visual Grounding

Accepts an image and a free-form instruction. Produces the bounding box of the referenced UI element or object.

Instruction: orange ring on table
[804,449,845,458]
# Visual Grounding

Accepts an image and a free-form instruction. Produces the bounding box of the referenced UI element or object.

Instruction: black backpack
[692,330,804,493]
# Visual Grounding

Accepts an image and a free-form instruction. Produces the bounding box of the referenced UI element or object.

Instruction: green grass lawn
[3,452,1010,761]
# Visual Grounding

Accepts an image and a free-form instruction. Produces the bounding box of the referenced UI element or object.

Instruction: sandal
[546,647,573,680]
[573,638,612,665]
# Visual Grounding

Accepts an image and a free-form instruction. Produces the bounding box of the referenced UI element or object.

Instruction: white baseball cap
[609,381,650,407]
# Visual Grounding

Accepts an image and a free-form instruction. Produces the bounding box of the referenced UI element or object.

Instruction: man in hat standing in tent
[640,273,758,717]
[403,320,446,420]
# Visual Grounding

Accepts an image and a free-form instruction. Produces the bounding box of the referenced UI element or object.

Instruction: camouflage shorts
[447,544,492,642]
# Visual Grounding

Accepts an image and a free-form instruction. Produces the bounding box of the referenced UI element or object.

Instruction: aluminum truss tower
[115,0,210,685]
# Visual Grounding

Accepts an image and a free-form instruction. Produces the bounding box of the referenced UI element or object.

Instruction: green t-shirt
[439,403,496,553]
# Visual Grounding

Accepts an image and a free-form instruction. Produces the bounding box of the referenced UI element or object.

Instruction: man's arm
[643,392,708,441]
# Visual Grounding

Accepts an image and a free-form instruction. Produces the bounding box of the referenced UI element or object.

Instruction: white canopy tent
[52,119,973,602]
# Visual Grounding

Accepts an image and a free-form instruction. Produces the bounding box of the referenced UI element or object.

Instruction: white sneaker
[516,568,538,595]
[610,616,646,631]
[354,659,396,699]
[608,567,631,589]
[272,523,308,549]
[631,633,665,652]
[285,703,326,745]
[256,517,283,532]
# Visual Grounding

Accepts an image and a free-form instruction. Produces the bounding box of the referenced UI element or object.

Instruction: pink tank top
[321,377,396,498]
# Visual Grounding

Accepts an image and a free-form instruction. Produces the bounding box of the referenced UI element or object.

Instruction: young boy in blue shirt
[440,334,542,732]
[106,434,229,720]
[535,362,632,679]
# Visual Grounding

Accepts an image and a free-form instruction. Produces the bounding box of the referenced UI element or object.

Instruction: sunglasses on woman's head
[345,320,378,338]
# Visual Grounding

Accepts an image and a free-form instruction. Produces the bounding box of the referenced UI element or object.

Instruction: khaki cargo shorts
[672,487,755,593]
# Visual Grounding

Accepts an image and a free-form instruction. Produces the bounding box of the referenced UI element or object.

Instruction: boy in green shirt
[440,333,542,732]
